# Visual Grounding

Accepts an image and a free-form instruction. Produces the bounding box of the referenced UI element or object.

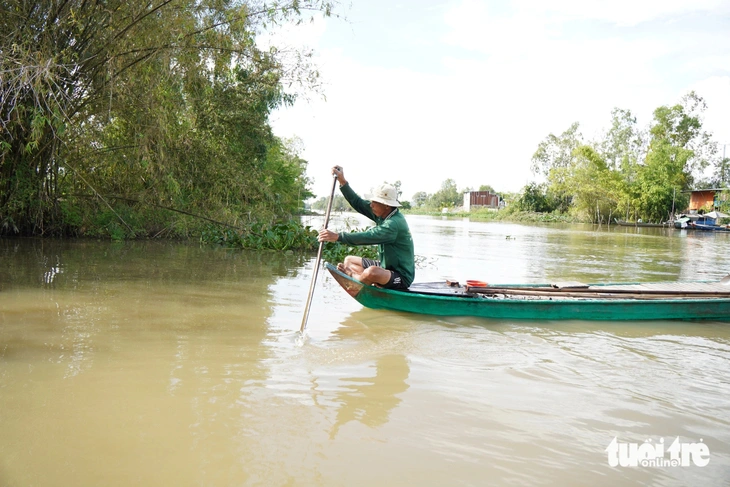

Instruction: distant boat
[675,211,730,231]
[325,263,730,321]
[614,219,674,228]
[674,215,692,229]
[691,224,730,232]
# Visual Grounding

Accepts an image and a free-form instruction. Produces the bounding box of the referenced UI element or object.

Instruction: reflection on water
[330,354,409,439]
[306,213,730,284]
[2,227,730,486]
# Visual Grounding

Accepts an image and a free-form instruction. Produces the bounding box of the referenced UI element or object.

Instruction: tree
[411,191,428,208]
[531,122,583,181]
[530,122,583,213]
[711,154,730,188]
[598,109,646,173]
[649,91,716,182]
[515,183,557,213]
[566,146,623,223]
[717,189,730,213]
[478,184,495,192]
[521,93,720,222]
[635,140,690,222]
[630,92,711,222]
[0,0,335,236]
[591,108,647,219]
[312,194,349,212]
[428,179,461,208]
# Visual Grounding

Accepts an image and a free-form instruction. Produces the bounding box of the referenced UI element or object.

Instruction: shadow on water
[274,310,415,440]
[0,237,312,289]
[0,238,314,361]
[0,238,332,486]
[431,314,730,340]
[318,293,730,342]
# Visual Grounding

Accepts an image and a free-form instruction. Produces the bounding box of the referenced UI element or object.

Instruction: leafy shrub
[201,221,318,251]
[201,221,379,263]
[322,240,377,263]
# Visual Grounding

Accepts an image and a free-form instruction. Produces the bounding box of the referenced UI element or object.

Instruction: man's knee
[362,266,389,285]
[344,256,364,270]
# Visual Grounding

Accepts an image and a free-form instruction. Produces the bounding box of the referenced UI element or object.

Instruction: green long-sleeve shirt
[337,183,415,286]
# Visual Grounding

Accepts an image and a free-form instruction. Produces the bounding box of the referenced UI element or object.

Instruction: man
[317,166,415,289]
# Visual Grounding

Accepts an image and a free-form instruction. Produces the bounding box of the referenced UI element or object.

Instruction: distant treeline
[314,92,729,224]
[1,0,335,239]
[519,92,729,223]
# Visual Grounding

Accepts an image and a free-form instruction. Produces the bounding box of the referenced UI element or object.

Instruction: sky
[267,0,730,202]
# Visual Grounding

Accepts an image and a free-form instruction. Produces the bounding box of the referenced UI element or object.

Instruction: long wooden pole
[477,290,730,300]
[300,173,339,332]
[467,286,730,299]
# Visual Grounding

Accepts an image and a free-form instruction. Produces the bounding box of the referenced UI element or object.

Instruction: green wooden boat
[325,263,730,321]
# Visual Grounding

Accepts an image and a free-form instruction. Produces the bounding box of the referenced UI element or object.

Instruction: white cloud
[270,0,730,201]
[512,0,729,26]
[691,76,730,145]
[257,14,328,50]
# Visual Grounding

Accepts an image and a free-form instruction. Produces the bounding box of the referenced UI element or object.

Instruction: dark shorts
[361,258,409,290]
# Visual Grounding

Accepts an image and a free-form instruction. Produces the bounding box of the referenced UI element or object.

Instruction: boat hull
[689,223,730,232]
[325,263,730,321]
[614,220,673,228]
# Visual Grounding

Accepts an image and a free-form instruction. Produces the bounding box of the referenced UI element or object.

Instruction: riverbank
[402,207,582,224]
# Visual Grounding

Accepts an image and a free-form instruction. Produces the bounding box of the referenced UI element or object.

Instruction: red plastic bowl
[466,280,488,287]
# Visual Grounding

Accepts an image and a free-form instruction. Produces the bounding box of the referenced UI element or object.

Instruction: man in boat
[317,166,415,289]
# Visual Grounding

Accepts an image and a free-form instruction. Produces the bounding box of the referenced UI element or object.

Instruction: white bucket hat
[370,184,401,207]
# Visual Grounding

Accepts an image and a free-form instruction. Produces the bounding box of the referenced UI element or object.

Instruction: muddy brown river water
[1,216,729,486]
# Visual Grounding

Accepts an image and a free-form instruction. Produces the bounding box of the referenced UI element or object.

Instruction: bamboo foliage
[0,0,333,236]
